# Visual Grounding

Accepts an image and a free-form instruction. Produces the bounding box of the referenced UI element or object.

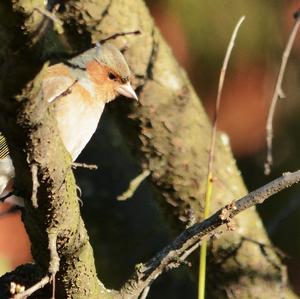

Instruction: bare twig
[33,6,62,26]
[120,170,300,299]
[48,233,59,299]
[199,16,245,299]
[139,286,150,299]
[49,80,78,103]
[99,30,142,44]
[11,234,60,299]
[31,164,39,208]
[72,162,98,170]
[33,4,63,34]
[208,16,245,175]
[12,276,50,299]
[181,241,200,261]
[117,170,150,201]
[264,11,300,175]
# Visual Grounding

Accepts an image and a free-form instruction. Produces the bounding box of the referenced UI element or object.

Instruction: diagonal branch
[120,170,300,298]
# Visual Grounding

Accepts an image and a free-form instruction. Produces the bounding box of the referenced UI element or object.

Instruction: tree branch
[0,2,109,298]
[120,170,300,298]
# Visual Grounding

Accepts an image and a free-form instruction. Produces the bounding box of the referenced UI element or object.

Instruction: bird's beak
[116,82,138,101]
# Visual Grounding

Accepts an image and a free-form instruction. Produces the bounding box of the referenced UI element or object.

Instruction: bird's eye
[108,72,117,80]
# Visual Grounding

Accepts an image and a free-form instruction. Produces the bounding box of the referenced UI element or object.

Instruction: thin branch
[72,162,98,170]
[12,276,50,299]
[49,79,78,103]
[199,16,245,299]
[117,170,150,201]
[33,6,63,28]
[99,30,141,44]
[264,11,300,175]
[120,170,300,299]
[139,286,150,299]
[31,164,39,208]
[208,16,245,175]
[181,241,200,261]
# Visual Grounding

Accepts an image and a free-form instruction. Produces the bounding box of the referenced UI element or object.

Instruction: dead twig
[12,276,50,299]
[117,170,150,201]
[264,10,300,175]
[33,5,63,34]
[120,170,300,299]
[99,30,141,45]
[208,16,245,175]
[72,162,98,170]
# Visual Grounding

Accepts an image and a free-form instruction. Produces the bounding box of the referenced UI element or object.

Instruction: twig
[48,233,59,299]
[33,5,64,34]
[139,286,151,299]
[33,7,62,26]
[264,11,300,175]
[117,170,150,201]
[48,79,78,103]
[120,170,300,299]
[49,79,78,103]
[31,164,39,208]
[181,241,200,261]
[12,276,50,299]
[199,16,245,299]
[13,234,60,299]
[99,30,141,44]
[72,162,98,170]
[209,15,246,169]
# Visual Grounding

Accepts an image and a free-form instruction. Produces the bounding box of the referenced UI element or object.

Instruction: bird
[0,42,138,207]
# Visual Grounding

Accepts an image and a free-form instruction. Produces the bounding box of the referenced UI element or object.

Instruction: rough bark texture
[0,1,110,298]
[0,0,297,298]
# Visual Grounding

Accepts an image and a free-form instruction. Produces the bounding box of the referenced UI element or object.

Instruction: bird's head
[71,43,138,103]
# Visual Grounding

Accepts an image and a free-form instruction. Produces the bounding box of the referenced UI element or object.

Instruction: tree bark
[0,0,297,298]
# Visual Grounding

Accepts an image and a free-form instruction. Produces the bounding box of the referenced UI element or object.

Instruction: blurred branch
[117,169,150,201]
[121,170,300,298]
[13,276,50,299]
[265,10,300,175]
[72,162,98,170]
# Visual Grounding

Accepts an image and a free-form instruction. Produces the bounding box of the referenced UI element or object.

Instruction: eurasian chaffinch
[0,42,138,206]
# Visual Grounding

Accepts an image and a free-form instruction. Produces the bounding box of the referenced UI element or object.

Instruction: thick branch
[0,2,109,298]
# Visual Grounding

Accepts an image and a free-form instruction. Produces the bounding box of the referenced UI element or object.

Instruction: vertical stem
[198,16,245,299]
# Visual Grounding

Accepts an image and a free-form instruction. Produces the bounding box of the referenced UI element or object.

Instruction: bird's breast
[54,84,105,160]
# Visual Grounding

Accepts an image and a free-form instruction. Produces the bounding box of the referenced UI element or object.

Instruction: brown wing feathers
[0,133,9,159]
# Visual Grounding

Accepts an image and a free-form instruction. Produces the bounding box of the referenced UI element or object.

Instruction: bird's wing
[0,133,9,160]
[42,64,77,103]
